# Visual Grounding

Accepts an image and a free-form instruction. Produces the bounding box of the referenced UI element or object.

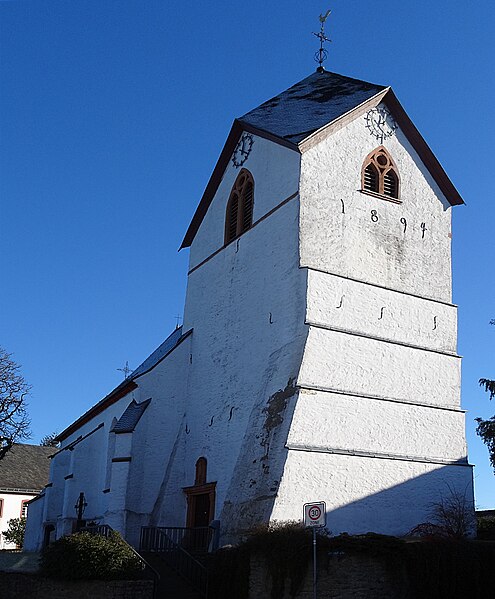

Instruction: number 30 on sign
[303,501,326,528]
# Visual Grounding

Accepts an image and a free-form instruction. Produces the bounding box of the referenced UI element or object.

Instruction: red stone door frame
[183,482,216,528]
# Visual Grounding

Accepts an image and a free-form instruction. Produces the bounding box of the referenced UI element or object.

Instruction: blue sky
[1,1,494,508]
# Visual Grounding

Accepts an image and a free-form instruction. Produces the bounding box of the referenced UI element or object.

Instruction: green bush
[2,517,26,548]
[209,521,322,599]
[477,515,495,540]
[40,531,144,580]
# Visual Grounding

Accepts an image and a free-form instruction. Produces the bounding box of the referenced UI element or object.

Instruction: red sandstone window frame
[0,498,3,518]
[224,169,255,244]
[20,499,29,519]
[361,146,401,202]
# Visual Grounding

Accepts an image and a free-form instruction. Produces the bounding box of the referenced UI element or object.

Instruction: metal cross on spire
[313,9,332,72]
[117,361,133,379]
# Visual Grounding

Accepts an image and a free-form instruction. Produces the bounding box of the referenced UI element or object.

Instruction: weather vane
[313,10,332,72]
[117,361,132,379]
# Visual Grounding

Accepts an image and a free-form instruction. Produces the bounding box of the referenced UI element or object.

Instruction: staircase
[140,527,212,598]
[141,551,203,599]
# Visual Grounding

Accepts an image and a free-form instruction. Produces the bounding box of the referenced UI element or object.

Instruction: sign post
[303,502,326,599]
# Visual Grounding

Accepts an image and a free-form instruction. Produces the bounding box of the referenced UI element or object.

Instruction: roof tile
[0,444,55,492]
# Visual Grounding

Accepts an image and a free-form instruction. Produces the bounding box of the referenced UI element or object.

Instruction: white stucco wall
[176,134,308,540]
[43,450,69,523]
[23,494,44,551]
[306,269,457,354]
[288,389,467,462]
[182,202,307,538]
[0,492,35,549]
[298,326,461,409]
[269,101,473,537]
[299,102,453,304]
[271,449,474,537]
[43,388,139,538]
[189,133,300,270]
[123,337,191,545]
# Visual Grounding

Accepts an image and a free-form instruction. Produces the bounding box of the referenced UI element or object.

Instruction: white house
[0,444,54,549]
[24,69,474,551]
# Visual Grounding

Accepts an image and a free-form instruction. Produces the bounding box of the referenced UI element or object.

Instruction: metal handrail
[82,524,160,598]
[140,526,209,597]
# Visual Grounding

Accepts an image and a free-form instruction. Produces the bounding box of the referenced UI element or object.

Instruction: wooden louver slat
[383,170,398,198]
[242,182,254,232]
[364,164,379,193]
[227,194,239,243]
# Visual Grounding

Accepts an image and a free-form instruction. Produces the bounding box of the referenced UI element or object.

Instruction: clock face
[365,107,398,143]
[232,133,254,168]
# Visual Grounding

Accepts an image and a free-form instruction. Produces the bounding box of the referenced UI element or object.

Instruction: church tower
[177,69,473,541]
[25,62,474,553]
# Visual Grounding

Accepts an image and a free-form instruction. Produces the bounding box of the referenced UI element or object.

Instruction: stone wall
[246,538,495,599]
[249,554,403,599]
[0,573,153,599]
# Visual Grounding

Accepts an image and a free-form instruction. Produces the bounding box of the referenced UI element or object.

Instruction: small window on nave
[225,169,254,244]
[362,147,400,200]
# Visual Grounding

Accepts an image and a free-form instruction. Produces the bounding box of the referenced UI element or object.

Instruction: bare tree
[40,432,59,448]
[0,347,31,459]
[409,485,474,539]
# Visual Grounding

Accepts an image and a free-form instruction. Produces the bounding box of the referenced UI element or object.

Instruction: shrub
[40,531,143,580]
[477,515,495,540]
[209,521,327,599]
[409,486,474,539]
[2,517,26,548]
[245,522,315,599]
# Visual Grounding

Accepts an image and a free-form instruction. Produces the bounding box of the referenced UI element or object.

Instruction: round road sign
[308,505,322,520]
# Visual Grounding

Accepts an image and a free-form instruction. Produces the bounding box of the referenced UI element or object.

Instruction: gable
[298,105,456,303]
[180,71,463,250]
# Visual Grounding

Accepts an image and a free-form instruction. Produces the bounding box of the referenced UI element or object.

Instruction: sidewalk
[0,551,40,572]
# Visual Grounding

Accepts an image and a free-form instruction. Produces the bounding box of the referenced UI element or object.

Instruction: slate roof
[130,327,183,379]
[0,443,55,493]
[111,399,151,433]
[239,71,386,144]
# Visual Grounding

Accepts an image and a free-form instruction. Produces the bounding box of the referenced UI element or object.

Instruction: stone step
[141,552,204,599]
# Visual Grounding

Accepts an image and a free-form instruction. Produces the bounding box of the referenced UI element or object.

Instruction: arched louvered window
[225,169,254,244]
[361,147,400,200]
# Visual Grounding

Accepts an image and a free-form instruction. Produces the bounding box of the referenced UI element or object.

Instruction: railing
[143,526,212,552]
[83,524,160,598]
[140,526,209,597]
[82,524,112,538]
